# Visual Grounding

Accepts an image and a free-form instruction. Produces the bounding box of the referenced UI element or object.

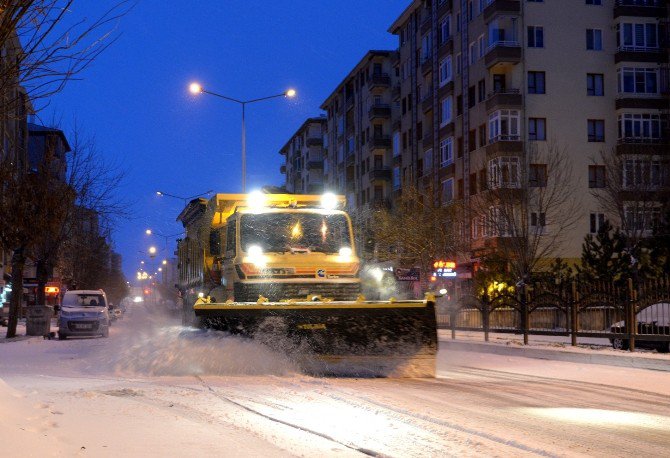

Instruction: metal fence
[436,277,670,352]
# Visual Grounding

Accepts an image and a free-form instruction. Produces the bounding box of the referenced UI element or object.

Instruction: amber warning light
[45,286,60,294]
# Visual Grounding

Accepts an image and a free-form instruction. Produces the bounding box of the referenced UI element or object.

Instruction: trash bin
[26,305,54,336]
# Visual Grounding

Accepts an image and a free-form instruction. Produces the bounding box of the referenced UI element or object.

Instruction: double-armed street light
[188,82,297,192]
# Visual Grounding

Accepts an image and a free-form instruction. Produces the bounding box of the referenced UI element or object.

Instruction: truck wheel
[611,338,629,350]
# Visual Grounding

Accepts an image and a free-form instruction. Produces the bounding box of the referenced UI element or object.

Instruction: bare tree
[33,121,127,305]
[371,183,463,288]
[0,1,132,118]
[592,144,669,251]
[469,141,581,283]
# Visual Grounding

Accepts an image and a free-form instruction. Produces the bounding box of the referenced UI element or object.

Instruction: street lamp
[156,190,212,204]
[188,82,297,192]
[148,246,157,258]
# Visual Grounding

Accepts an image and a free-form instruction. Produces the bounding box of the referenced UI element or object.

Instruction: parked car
[610,302,670,353]
[58,290,110,340]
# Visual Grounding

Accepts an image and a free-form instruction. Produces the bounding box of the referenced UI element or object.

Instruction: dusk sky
[45,0,408,279]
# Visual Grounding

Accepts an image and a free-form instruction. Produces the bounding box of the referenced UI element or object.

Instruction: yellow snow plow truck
[176,192,437,377]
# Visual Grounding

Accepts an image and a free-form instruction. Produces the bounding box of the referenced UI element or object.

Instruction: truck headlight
[246,245,266,267]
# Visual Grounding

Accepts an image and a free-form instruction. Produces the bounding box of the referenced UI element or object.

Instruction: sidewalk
[439,330,670,372]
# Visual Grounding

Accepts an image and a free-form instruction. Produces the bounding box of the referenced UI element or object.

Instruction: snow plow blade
[193,298,438,377]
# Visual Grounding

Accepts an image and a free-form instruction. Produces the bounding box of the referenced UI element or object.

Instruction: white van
[58,290,110,340]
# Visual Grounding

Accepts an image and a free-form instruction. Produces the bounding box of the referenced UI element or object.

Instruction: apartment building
[318,50,399,256]
[388,0,669,270]
[279,116,327,194]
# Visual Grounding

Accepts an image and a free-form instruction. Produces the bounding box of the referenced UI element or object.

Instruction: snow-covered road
[1,304,669,457]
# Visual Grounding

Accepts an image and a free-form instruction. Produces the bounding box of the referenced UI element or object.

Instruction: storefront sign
[395,268,420,281]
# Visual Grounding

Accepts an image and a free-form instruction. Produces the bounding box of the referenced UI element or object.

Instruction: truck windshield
[240,212,352,254]
[62,294,106,308]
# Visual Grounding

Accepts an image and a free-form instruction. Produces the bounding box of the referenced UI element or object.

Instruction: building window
[440,16,451,44]
[624,205,661,233]
[617,67,659,95]
[478,124,486,147]
[617,22,658,51]
[393,131,400,157]
[489,110,520,142]
[586,29,603,50]
[422,34,432,61]
[529,164,547,187]
[618,113,663,142]
[586,0,602,5]
[456,53,462,75]
[528,118,547,141]
[528,71,546,94]
[440,137,454,167]
[442,178,454,202]
[588,165,606,188]
[590,213,606,234]
[488,156,521,189]
[624,159,668,189]
[478,34,485,58]
[587,73,604,96]
[527,26,544,48]
[469,42,477,65]
[439,56,452,86]
[440,96,453,126]
[530,212,546,233]
[393,167,401,190]
[587,119,605,142]
[424,148,433,173]
[478,79,486,102]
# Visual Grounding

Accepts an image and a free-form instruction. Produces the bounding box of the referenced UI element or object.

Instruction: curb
[440,339,670,372]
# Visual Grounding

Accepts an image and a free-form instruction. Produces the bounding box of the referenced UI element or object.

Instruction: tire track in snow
[194,375,384,458]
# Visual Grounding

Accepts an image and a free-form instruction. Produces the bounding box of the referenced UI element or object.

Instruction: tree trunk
[5,247,26,339]
[35,259,51,305]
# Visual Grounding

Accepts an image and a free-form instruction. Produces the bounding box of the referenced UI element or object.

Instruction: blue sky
[46,0,408,278]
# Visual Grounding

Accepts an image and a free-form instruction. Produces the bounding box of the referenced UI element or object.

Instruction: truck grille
[234,282,360,302]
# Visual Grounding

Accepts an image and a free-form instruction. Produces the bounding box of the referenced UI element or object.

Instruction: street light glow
[162,259,168,265]
[145,229,152,235]
[189,82,203,94]
[156,191,163,196]
[286,89,296,98]
[148,246,157,256]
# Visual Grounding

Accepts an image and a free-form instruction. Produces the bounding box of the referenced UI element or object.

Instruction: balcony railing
[369,167,392,181]
[485,88,522,111]
[369,135,392,150]
[369,73,391,88]
[368,104,391,120]
[614,0,667,17]
[484,41,522,68]
[490,134,521,143]
[483,0,521,23]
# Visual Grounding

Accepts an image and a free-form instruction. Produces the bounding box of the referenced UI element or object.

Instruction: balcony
[616,95,670,110]
[437,0,453,18]
[345,96,354,111]
[392,119,401,131]
[439,122,455,138]
[485,136,523,159]
[616,137,670,155]
[306,160,324,170]
[306,136,323,147]
[369,167,392,182]
[485,88,522,111]
[614,0,667,18]
[368,103,391,120]
[420,14,432,35]
[307,183,324,194]
[280,164,286,174]
[615,46,669,64]
[422,131,434,149]
[369,73,391,89]
[346,152,355,166]
[421,56,433,75]
[437,80,454,99]
[438,37,453,59]
[483,0,520,23]
[369,135,392,151]
[421,90,433,113]
[485,42,522,68]
[392,84,401,100]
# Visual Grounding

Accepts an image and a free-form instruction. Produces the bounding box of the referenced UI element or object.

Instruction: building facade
[280,0,669,274]
[279,116,327,194]
[388,0,668,267]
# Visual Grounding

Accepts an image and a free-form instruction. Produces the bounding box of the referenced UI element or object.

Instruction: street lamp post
[189,82,296,192]
[156,190,212,204]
